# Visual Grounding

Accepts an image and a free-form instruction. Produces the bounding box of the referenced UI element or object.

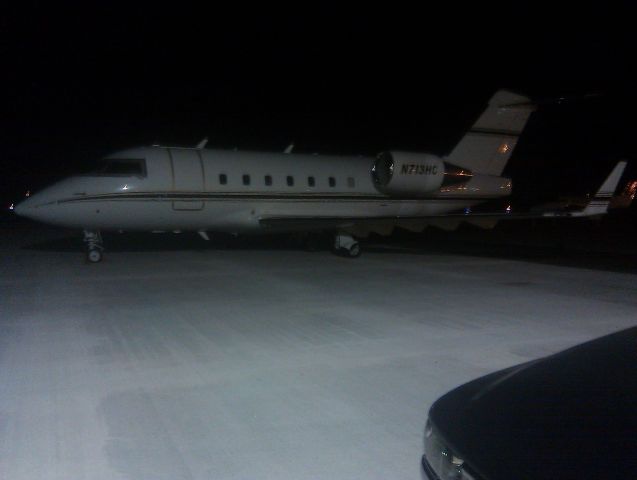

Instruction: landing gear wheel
[346,242,361,258]
[333,232,362,258]
[87,248,102,263]
[83,230,104,263]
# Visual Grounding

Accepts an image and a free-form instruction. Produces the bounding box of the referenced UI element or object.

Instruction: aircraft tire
[87,248,103,263]
[346,242,362,258]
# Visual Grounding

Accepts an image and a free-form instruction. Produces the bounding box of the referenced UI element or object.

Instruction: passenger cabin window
[265,175,272,186]
[243,174,251,186]
[88,158,146,177]
[347,177,355,188]
[329,177,336,187]
[308,176,315,187]
[286,176,294,187]
[219,174,227,185]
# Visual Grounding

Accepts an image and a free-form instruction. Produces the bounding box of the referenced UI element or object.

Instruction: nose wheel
[87,248,103,263]
[83,230,104,263]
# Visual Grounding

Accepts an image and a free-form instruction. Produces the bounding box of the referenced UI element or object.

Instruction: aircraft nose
[13,196,36,218]
[13,200,27,217]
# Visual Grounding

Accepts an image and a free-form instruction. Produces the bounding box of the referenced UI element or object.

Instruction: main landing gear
[83,230,104,263]
[333,232,361,258]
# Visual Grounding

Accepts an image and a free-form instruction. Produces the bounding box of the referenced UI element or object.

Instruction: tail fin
[579,161,627,216]
[445,90,535,175]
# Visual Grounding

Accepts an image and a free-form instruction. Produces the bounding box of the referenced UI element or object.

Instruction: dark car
[422,327,637,480]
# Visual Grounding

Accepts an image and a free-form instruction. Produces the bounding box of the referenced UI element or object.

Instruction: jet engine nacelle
[371,151,471,196]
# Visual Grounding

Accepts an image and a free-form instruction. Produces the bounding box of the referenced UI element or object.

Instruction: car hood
[429,327,637,480]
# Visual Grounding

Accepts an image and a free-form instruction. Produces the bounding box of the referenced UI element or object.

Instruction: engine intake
[371,151,472,196]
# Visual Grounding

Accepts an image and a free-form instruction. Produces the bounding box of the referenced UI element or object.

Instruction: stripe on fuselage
[56,192,500,204]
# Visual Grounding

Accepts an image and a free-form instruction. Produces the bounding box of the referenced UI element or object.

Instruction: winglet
[196,137,209,149]
[578,161,628,216]
[596,161,627,197]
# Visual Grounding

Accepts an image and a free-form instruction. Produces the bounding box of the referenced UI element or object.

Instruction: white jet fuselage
[15,146,512,233]
[18,89,537,239]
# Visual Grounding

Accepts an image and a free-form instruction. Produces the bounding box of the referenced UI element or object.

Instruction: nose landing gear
[83,230,104,263]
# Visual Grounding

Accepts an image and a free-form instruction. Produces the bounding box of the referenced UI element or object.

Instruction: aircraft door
[170,149,205,210]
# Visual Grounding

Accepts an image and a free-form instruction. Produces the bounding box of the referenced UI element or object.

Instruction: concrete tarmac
[1,224,636,479]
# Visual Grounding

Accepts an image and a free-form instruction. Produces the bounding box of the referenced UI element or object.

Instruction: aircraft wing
[259,216,496,236]
[259,161,627,233]
[257,206,592,234]
[258,209,571,235]
[259,210,532,232]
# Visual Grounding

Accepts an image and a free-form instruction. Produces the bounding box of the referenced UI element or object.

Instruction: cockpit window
[85,158,147,177]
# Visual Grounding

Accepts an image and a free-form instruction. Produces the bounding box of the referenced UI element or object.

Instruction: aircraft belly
[48,199,259,231]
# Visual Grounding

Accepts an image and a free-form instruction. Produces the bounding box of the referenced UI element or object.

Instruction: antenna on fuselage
[284,143,295,154]
[196,137,209,149]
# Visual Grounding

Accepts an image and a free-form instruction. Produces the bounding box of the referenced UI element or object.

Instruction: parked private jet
[13,90,625,261]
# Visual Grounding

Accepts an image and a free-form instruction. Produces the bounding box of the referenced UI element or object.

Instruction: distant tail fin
[579,161,627,216]
[445,90,535,175]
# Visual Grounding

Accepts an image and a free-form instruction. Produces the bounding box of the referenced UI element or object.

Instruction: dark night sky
[2,3,636,208]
